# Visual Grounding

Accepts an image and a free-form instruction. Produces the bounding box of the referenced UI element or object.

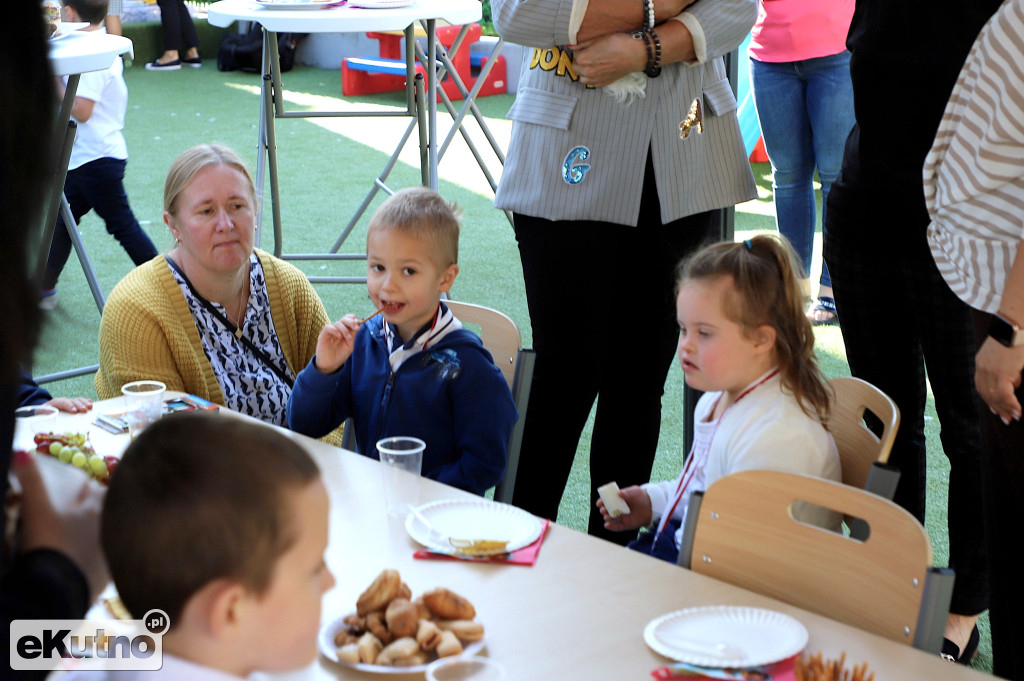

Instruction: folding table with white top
[207,0,506,283]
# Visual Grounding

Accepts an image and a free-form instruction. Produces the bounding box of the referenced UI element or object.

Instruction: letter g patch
[562,146,591,185]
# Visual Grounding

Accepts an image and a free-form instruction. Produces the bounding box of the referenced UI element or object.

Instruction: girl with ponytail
[597,234,841,563]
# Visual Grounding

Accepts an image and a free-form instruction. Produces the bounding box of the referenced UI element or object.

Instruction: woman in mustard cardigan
[96,144,329,429]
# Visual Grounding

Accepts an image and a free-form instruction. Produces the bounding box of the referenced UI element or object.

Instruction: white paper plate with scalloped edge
[405,498,543,555]
[644,606,808,668]
[254,0,336,10]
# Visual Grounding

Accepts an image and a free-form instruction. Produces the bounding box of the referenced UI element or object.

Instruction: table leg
[264,29,285,257]
[58,194,106,313]
[426,18,437,191]
[36,74,81,288]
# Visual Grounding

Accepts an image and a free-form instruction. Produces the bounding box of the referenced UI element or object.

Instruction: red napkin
[651,655,796,680]
[413,518,551,566]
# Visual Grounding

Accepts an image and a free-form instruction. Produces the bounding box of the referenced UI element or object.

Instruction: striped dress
[925,0,1024,314]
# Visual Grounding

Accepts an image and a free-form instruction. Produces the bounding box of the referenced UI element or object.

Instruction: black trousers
[824,177,989,616]
[510,170,717,544]
[156,0,199,52]
[44,158,157,290]
[971,310,1024,680]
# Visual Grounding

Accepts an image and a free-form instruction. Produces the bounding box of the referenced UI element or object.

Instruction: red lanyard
[655,369,780,537]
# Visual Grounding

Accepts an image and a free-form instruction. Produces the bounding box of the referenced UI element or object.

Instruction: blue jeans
[44,157,158,290]
[750,51,855,290]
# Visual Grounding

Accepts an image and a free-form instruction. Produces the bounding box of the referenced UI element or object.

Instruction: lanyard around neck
[655,368,781,537]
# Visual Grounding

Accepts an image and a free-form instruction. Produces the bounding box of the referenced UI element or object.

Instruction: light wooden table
[52,395,994,680]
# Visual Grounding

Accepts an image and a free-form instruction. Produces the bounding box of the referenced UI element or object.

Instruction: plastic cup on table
[377,436,424,518]
[121,380,166,439]
[13,405,58,452]
[426,657,506,681]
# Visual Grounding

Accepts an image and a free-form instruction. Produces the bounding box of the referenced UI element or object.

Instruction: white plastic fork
[654,631,746,662]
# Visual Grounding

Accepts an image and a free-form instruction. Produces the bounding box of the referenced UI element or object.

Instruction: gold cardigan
[96,250,330,422]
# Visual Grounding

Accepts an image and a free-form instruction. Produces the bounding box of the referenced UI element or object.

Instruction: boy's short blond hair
[101,413,320,628]
[367,187,460,268]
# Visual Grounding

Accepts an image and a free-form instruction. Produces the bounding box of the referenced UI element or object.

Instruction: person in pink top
[748,0,855,325]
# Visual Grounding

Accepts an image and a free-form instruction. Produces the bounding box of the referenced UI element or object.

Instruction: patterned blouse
[169,253,295,425]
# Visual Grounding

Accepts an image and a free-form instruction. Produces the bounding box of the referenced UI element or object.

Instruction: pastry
[357,632,383,664]
[436,630,463,658]
[416,619,443,651]
[385,598,420,638]
[597,481,631,518]
[422,587,476,620]
[376,637,420,666]
[391,651,429,667]
[365,611,393,644]
[336,643,360,664]
[356,569,401,615]
[436,619,485,642]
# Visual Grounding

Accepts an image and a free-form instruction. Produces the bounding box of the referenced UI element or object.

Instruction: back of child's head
[677,234,830,422]
[61,0,108,25]
[367,187,460,268]
[101,413,321,628]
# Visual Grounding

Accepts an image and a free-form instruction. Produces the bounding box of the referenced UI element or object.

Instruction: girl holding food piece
[597,235,841,562]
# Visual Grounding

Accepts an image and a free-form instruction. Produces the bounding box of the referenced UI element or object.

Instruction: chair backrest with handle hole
[681,470,952,652]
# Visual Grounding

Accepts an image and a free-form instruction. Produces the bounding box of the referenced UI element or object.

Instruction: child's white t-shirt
[65,28,128,170]
[643,371,842,549]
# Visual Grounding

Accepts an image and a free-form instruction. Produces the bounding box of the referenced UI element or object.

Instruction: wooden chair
[677,470,953,653]
[341,301,535,504]
[828,376,901,496]
[445,300,535,503]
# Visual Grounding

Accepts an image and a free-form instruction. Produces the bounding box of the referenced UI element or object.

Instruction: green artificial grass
[32,62,991,671]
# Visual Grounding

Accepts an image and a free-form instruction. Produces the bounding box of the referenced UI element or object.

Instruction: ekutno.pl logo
[10,609,169,672]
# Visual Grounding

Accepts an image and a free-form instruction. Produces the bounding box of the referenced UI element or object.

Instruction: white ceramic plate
[643,606,808,668]
[348,0,414,8]
[254,0,336,10]
[405,499,543,555]
[319,613,484,674]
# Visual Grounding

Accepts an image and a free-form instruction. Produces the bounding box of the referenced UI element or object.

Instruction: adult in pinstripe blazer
[492,0,757,542]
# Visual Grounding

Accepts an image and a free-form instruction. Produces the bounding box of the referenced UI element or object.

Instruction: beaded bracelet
[643,0,655,29]
[633,29,655,76]
[644,26,662,77]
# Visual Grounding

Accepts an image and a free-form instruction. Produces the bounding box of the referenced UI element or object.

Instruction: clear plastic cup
[121,380,166,439]
[377,436,424,517]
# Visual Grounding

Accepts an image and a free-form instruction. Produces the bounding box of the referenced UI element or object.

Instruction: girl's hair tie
[744,239,753,251]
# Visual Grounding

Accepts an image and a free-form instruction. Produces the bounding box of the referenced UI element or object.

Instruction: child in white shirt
[41,0,157,309]
[63,413,335,679]
[598,234,841,562]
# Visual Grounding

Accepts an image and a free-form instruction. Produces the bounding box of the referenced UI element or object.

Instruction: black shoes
[941,624,980,664]
[145,58,181,71]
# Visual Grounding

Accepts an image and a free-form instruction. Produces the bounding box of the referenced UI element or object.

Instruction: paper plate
[349,0,414,8]
[643,606,808,668]
[319,613,484,674]
[254,0,336,9]
[406,499,543,554]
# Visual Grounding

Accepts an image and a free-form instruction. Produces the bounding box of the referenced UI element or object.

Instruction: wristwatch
[987,313,1024,347]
